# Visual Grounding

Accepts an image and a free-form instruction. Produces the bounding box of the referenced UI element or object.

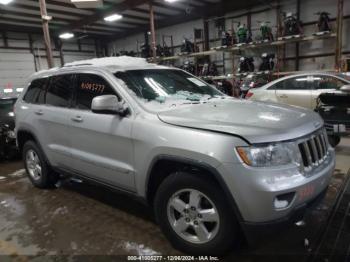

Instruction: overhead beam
[58,0,149,33]
[108,1,227,40]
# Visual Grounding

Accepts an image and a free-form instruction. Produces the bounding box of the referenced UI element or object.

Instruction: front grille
[298,130,329,172]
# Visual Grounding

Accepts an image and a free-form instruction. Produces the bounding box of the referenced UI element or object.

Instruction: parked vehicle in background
[247,73,350,110]
[315,85,350,147]
[15,57,335,255]
[0,97,18,159]
[240,74,269,98]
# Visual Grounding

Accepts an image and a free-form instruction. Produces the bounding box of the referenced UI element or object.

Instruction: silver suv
[15,57,335,255]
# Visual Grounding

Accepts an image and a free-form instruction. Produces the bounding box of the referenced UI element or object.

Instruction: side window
[312,75,347,90]
[278,77,310,90]
[23,78,47,104]
[46,74,73,108]
[75,74,117,110]
[268,81,284,90]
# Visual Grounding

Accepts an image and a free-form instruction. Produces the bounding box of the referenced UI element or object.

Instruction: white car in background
[247,73,350,110]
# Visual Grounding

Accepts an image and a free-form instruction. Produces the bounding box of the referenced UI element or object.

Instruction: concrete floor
[0,138,349,261]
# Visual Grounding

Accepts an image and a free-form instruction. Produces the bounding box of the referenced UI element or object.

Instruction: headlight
[236,142,301,167]
[7,130,16,139]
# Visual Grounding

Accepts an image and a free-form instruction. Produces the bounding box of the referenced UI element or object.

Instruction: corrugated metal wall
[0,33,96,96]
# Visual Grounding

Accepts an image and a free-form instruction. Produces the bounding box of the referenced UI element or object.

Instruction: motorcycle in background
[238,56,255,73]
[258,21,274,42]
[237,24,252,44]
[315,12,331,33]
[259,53,275,72]
[221,31,234,47]
[281,12,303,38]
[181,61,196,75]
[180,38,197,54]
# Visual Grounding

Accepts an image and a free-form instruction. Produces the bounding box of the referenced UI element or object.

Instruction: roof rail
[63,63,93,68]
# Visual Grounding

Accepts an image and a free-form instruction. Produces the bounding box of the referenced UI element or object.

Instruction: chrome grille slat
[315,136,324,159]
[319,134,327,154]
[309,138,319,164]
[298,129,329,173]
[303,142,313,167]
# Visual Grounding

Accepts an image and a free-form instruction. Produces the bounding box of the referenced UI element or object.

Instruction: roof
[31,56,170,78]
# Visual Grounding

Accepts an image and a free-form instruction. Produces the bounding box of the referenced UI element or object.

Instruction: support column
[203,19,209,51]
[58,40,65,66]
[335,0,344,71]
[39,0,54,68]
[295,0,301,71]
[149,1,157,59]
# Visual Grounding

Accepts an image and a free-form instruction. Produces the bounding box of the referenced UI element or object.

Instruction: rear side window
[75,74,117,110]
[23,78,47,104]
[270,77,310,90]
[311,75,347,90]
[46,74,73,108]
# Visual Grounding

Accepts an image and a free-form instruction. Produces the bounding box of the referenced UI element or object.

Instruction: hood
[157,99,323,144]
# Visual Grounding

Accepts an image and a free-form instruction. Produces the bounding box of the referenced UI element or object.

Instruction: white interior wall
[0,33,96,93]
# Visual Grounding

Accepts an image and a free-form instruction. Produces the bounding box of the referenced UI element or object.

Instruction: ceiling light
[104,14,123,22]
[165,0,180,2]
[59,33,74,39]
[0,0,13,5]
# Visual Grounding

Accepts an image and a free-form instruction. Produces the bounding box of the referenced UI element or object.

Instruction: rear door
[275,76,312,109]
[68,73,135,191]
[310,75,349,109]
[37,74,74,168]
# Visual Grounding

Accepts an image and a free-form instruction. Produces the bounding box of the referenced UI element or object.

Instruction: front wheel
[154,172,240,255]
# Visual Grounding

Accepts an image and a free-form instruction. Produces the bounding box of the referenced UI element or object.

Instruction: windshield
[0,99,16,114]
[114,69,224,110]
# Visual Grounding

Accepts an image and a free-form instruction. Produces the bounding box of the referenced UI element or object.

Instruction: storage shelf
[148,33,337,63]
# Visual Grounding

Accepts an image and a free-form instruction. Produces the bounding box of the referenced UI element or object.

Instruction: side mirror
[91,95,129,116]
[340,84,350,93]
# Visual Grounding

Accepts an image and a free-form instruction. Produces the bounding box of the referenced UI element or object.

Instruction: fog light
[274,192,295,209]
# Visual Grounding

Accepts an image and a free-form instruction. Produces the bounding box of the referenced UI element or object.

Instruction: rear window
[23,78,48,104]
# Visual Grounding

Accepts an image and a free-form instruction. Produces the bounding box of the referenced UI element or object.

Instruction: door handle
[34,110,43,115]
[71,116,83,123]
[279,94,288,99]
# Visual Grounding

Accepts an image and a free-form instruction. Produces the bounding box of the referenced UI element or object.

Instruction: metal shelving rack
[147,0,345,81]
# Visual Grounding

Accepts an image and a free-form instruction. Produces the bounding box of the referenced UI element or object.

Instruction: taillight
[245,91,254,99]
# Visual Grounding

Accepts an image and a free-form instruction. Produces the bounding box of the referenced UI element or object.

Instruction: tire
[154,171,240,255]
[22,140,58,188]
[328,135,341,148]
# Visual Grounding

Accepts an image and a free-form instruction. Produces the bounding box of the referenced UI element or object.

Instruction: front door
[68,73,135,191]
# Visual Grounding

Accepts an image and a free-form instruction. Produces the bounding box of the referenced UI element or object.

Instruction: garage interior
[0,0,350,260]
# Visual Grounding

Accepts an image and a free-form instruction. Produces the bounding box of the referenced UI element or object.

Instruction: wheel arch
[145,155,244,224]
[17,129,39,152]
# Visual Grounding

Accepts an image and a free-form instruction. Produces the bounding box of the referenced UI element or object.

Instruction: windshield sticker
[80,82,105,93]
[187,78,207,87]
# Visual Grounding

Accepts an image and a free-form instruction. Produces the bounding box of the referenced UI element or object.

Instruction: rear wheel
[328,135,341,147]
[23,141,58,188]
[154,172,239,255]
